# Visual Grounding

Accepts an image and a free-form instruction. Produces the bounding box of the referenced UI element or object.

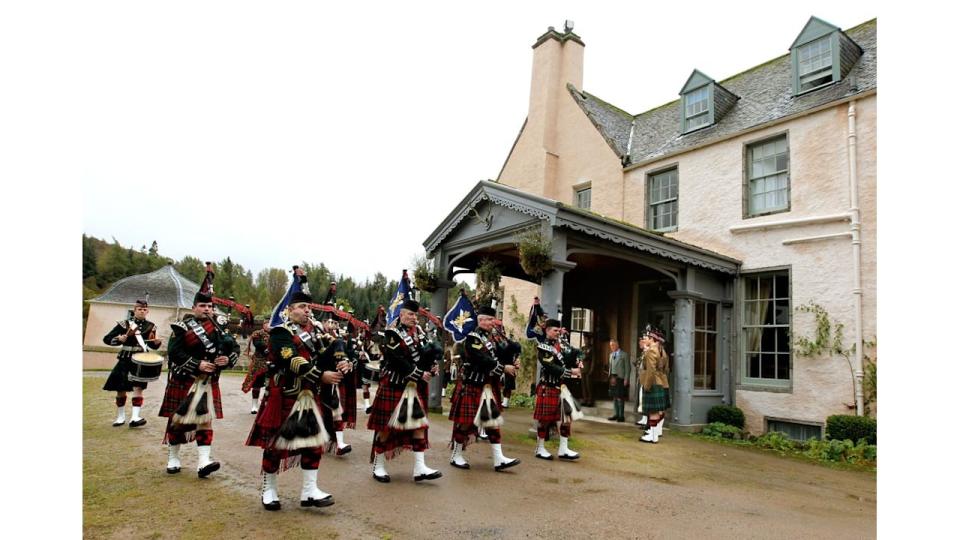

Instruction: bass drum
[129,352,164,383]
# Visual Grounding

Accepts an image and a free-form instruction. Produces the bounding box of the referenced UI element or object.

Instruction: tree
[257,268,290,310]
[174,256,205,285]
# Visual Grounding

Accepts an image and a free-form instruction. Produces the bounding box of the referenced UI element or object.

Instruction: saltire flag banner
[443,290,477,343]
[269,266,309,328]
[525,296,547,342]
[385,269,412,326]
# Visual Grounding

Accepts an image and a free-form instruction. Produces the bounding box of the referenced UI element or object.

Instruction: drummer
[102,298,163,427]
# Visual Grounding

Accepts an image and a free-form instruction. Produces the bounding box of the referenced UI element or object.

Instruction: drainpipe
[847,100,864,416]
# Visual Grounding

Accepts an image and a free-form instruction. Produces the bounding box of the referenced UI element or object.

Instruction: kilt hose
[641,384,671,413]
[246,389,326,473]
[159,375,223,445]
[367,376,430,461]
[102,358,147,392]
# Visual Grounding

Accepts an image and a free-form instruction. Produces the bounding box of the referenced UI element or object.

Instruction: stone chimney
[499,22,584,198]
[528,22,584,157]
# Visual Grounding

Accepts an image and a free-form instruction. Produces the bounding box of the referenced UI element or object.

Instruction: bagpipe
[558,337,585,423]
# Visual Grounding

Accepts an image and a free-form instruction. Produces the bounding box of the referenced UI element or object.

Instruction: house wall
[621,95,877,432]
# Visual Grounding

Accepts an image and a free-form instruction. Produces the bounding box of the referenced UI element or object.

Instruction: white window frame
[745,134,790,217]
[797,36,834,92]
[647,167,679,232]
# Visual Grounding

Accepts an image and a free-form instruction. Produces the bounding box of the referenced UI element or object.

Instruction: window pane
[761,353,776,379]
[777,354,790,379]
[775,274,789,298]
[760,326,776,351]
[744,278,758,300]
[775,299,790,325]
[748,353,760,378]
[776,326,790,353]
[707,303,717,330]
[744,328,761,352]
[695,302,704,328]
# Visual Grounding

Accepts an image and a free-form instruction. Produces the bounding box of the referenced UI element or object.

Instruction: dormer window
[790,16,863,96]
[680,70,739,134]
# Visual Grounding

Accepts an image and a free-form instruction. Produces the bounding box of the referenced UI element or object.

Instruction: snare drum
[364,361,381,373]
[129,352,164,383]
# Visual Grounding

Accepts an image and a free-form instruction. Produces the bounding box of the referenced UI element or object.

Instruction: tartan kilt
[533,383,562,423]
[641,384,671,412]
[338,379,357,428]
[366,377,429,432]
[245,391,324,449]
[449,380,502,425]
[102,358,147,392]
[241,355,268,393]
[608,376,629,399]
[158,376,223,419]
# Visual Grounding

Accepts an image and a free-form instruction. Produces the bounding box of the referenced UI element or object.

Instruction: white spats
[491,443,520,471]
[641,419,660,443]
[261,472,280,510]
[300,469,334,507]
[450,442,470,469]
[335,431,347,449]
[113,407,126,426]
[558,436,580,460]
[501,396,510,408]
[363,397,371,409]
[372,452,390,482]
[535,437,553,460]
[130,406,142,422]
[251,395,259,414]
[412,451,442,482]
[166,444,181,473]
[197,445,220,477]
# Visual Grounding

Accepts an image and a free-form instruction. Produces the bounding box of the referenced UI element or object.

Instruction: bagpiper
[245,289,340,510]
[159,289,240,477]
[533,318,584,461]
[448,305,521,472]
[366,299,443,483]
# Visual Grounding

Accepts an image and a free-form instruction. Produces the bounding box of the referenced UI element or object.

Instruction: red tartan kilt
[449,378,503,425]
[245,391,324,449]
[366,378,428,432]
[533,383,561,423]
[158,376,223,419]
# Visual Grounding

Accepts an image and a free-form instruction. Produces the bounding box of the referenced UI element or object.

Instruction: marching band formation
[102,263,670,511]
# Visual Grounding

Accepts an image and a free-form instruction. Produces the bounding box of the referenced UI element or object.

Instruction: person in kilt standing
[102,298,162,427]
[533,319,583,461]
[242,320,271,414]
[607,338,629,422]
[159,290,240,477]
[638,325,670,443]
[366,299,443,483]
[448,306,521,472]
[245,291,341,510]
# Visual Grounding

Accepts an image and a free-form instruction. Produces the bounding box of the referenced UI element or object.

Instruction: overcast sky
[74,1,877,283]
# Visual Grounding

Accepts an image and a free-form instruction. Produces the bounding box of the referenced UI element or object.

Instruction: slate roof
[91,265,199,308]
[569,18,876,167]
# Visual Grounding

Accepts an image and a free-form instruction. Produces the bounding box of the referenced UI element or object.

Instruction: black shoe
[616,417,625,423]
[250,410,258,415]
[301,495,334,508]
[129,418,146,428]
[373,473,391,483]
[166,466,181,474]
[414,470,443,482]
[607,415,619,421]
[534,453,553,461]
[262,500,281,511]
[112,420,125,427]
[558,453,580,461]
[335,445,352,456]
[198,461,221,478]
[478,433,489,441]
[494,458,520,472]
[450,461,470,470]
[365,406,372,415]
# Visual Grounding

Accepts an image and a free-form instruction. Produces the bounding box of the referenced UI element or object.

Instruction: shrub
[701,422,742,439]
[826,415,876,445]
[804,438,877,464]
[753,431,798,452]
[508,393,536,409]
[706,405,745,428]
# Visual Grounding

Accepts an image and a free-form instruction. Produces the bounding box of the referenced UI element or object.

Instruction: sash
[185,318,217,358]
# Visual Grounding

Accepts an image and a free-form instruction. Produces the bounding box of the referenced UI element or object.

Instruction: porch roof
[423,181,741,275]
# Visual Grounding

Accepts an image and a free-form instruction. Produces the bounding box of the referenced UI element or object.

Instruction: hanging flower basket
[412,254,439,292]
[475,258,502,307]
[517,229,553,278]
